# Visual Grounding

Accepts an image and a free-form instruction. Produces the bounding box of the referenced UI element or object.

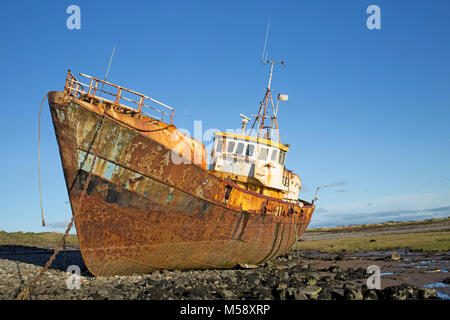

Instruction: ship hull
[48,91,314,276]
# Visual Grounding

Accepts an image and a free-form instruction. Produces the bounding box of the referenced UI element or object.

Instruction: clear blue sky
[1,0,449,232]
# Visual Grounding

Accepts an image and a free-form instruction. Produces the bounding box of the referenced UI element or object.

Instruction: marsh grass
[306,217,449,233]
[294,231,450,252]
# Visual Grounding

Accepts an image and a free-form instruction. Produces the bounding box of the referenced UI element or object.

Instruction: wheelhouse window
[259,147,269,161]
[227,141,235,153]
[236,142,245,155]
[215,138,223,152]
[279,150,286,165]
[245,144,255,157]
[271,149,279,162]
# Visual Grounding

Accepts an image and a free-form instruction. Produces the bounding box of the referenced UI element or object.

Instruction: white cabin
[209,132,301,201]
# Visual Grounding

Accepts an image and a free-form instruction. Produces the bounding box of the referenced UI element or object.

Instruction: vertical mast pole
[259,62,274,139]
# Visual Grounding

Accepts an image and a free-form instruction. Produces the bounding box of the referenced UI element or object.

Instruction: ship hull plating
[48,91,314,276]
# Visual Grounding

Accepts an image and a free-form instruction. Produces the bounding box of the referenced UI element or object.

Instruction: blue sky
[0,0,449,232]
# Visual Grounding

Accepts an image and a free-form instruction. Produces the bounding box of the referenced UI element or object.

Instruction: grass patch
[0,231,79,249]
[294,231,450,252]
[305,217,449,233]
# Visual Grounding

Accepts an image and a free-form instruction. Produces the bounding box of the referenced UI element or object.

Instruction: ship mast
[251,59,284,144]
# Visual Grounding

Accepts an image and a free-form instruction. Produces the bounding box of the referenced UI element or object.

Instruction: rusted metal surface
[48,87,314,276]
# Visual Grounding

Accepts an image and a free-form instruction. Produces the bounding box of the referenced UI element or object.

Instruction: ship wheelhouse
[207,57,303,203]
[209,132,301,201]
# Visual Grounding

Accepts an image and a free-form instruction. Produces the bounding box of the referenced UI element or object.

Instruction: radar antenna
[240,114,251,134]
[248,21,289,143]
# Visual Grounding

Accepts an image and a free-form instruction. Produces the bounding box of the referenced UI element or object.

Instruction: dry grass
[0,231,79,249]
[294,230,450,252]
[305,217,449,234]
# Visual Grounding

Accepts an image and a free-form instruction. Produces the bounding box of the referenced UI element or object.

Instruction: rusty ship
[47,61,315,276]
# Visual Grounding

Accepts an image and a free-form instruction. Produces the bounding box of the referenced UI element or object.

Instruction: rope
[38,94,48,227]
[15,215,75,300]
[16,102,109,300]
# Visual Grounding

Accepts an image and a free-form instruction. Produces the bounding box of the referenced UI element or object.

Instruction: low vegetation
[294,230,450,252]
[305,217,449,233]
[0,231,79,249]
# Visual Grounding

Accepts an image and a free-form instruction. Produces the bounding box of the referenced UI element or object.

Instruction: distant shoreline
[297,217,450,252]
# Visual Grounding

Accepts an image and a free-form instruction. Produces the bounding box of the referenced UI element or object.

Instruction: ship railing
[64,69,174,124]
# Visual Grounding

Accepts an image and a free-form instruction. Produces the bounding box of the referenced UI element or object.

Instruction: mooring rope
[38,94,48,227]
[16,100,109,300]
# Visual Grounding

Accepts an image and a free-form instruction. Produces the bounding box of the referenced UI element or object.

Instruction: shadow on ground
[0,245,92,277]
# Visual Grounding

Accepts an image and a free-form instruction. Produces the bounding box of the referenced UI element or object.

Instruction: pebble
[391,251,401,261]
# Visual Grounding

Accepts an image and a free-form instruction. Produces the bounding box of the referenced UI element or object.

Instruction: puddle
[425,282,447,288]
[380,272,394,276]
[424,282,450,300]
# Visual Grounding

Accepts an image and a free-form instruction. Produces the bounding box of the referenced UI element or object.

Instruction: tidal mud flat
[0,219,448,300]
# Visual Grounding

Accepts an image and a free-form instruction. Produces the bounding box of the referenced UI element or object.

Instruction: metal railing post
[115,88,122,105]
[64,70,71,93]
[88,77,94,96]
[138,96,144,113]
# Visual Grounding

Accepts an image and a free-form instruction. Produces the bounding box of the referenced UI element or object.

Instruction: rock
[187,286,208,299]
[344,287,363,300]
[277,283,288,291]
[442,277,450,285]
[173,277,187,286]
[328,266,342,273]
[417,288,437,299]
[363,289,379,300]
[303,286,322,299]
[252,278,260,286]
[299,263,309,270]
[391,251,401,261]
[55,288,66,295]
[306,272,320,281]
[306,278,316,286]
[265,276,279,287]
[172,286,188,297]
[278,271,289,281]
[321,275,334,283]
[149,287,166,299]
[318,286,332,300]
[222,289,235,298]
[383,285,414,300]
[275,265,289,270]
[96,288,109,297]
[250,288,273,300]
[334,272,346,281]
[273,288,287,300]
[331,290,344,300]
[293,288,308,300]
[343,282,356,291]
